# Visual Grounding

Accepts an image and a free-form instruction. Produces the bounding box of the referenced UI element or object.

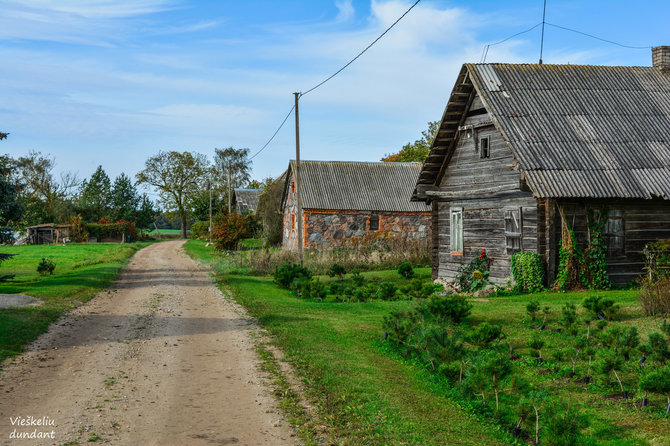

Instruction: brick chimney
[652,46,670,72]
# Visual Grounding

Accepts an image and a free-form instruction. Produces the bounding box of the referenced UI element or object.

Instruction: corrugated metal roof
[414,62,670,200]
[233,188,262,213]
[468,63,670,199]
[288,160,430,212]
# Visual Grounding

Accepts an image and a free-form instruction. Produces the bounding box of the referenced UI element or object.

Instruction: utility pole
[539,0,547,64]
[294,92,304,262]
[208,179,212,242]
[227,160,232,214]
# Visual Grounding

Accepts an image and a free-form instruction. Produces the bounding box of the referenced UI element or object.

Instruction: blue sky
[1,0,668,188]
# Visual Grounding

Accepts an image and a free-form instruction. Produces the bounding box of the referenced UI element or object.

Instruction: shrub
[421,294,472,324]
[211,213,248,250]
[353,284,376,302]
[190,221,210,240]
[298,278,327,299]
[468,322,504,348]
[69,214,89,242]
[526,300,541,321]
[273,262,312,289]
[582,296,618,320]
[542,398,590,445]
[376,281,400,301]
[456,249,490,292]
[37,258,56,276]
[510,252,545,293]
[402,279,441,300]
[397,260,415,279]
[327,263,347,279]
[639,276,670,316]
[638,366,670,414]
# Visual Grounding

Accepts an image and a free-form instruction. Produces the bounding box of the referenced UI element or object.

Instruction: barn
[282,160,431,250]
[412,46,670,287]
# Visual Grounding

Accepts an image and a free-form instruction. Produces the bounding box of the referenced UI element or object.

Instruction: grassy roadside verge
[185,240,510,445]
[0,242,151,363]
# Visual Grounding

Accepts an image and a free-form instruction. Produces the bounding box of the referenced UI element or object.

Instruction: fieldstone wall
[304,210,430,248]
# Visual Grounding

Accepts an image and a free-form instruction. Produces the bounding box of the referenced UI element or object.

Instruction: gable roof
[232,188,262,213]
[285,160,430,212]
[414,62,670,200]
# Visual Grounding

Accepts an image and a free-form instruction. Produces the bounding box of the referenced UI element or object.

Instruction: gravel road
[0,240,298,445]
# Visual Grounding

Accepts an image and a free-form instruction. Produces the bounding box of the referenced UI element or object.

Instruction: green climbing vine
[553,207,611,291]
[583,208,612,290]
[511,252,545,292]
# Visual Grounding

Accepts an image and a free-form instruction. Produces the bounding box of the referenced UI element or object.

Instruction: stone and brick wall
[282,170,431,250]
[303,210,430,249]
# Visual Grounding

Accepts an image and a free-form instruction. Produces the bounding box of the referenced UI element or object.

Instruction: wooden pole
[227,161,232,214]
[294,92,304,262]
[208,179,212,242]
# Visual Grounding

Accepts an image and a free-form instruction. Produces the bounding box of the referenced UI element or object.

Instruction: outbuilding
[282,160,431,250]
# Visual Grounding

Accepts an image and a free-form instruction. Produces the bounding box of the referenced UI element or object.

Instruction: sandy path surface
[0,240,298,445]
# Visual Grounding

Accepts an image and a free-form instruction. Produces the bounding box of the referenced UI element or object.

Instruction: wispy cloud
[335,0,355,22]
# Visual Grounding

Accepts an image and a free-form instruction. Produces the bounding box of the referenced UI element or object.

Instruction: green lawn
[145,228,184,236]
[185,240,510,445]
[0,242,150,363]
[185,240,670,445]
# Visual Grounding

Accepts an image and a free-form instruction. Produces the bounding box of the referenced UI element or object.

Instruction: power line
[545,22,652,49]
[249,104,295,160]
[301,0,422,97]
[250,0,423,162]
[480,23,542,62]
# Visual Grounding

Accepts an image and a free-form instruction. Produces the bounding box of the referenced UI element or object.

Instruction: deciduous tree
[136,151,208,238]
[213,147,251,212]
[381,121,439,163]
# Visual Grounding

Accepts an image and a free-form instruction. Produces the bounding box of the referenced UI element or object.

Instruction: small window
[605,210,625,256]
[291,180,295,194]
[450,208,463,254]
[369,214,380,231]
[504,208,522,254]
[291,211,296,230]
[479,136,490,158]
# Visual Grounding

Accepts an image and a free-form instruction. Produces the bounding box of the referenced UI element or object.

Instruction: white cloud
[335,0,355,22]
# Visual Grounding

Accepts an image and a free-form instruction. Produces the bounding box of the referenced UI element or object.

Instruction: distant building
[232,188,262,214]
[281,160,431,250]
[413,46,670,286]
[27,224,70,245]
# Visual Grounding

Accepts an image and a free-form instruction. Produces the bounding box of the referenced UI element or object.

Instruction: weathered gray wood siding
[435,99,538,285]
[554,200,670,286]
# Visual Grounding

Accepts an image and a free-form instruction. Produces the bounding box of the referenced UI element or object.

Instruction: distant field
[145,228,184,236]
[0,242,150,363]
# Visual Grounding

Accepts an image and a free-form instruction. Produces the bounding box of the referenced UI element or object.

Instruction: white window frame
[504,207,522,254]
[450,207,463,255]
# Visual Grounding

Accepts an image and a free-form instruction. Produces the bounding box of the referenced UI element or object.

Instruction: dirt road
[0,241,298,445]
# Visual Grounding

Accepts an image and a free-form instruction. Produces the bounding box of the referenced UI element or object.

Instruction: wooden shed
[413,46,670,287]
[27,224,71,245]
[282,160,431,250]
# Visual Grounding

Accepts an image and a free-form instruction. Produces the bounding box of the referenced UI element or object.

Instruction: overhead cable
[300,0,422,97]
[249,105,295,160]
[480,23,542,63]
[545,22,652,49]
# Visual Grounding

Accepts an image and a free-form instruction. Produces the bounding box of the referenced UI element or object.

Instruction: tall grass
[235,237,430,275]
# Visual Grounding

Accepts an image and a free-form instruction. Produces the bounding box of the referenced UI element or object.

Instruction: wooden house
[413,46,670,287]
[282,160,431,250]
[232,188,262,214]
